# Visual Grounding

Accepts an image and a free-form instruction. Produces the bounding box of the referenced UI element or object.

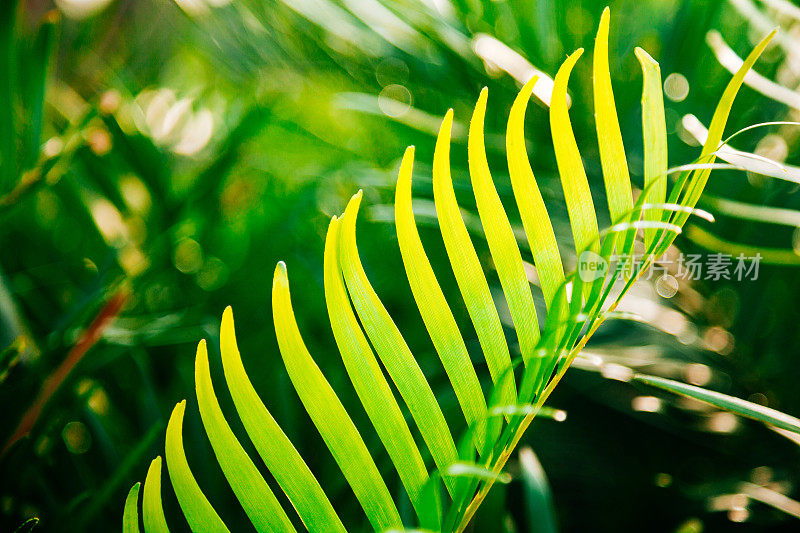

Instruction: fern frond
[122,8,775,532]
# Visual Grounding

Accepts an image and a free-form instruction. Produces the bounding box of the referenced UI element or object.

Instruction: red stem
[1,289,127,457]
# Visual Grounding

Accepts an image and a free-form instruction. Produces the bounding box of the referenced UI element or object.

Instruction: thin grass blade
[686,225,800,265]
[519,447,558,533]
[635,374,800,434]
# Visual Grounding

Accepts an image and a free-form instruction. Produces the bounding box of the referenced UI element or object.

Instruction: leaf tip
[171,400,187,421]
[345,190,364,218]
[599,6,610,31]
[222,305,234,332]
[274,261,288,281]
[521,74,538,94]
[443,108,454,128]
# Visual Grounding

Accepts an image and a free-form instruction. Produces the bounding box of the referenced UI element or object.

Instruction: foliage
[119,11,777,531]
[3,0,800,531]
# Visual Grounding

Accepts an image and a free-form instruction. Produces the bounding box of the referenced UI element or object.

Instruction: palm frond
[122,9,775,532]
[634,374,800,434]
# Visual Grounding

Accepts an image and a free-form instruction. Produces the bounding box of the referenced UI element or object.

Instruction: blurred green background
[2,0,800,530]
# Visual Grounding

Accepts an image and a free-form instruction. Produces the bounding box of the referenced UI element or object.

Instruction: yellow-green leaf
[219,307,346,533]
[594,8,633,239]
[433,109,517,407]
[324,214,430,510]
[338,195,461,491]
[123,483,141,533]
[469,88,540,364]
[506,76,565,309]
[634,47,668,250]
[394,147,488,451]
[195,340,294,533]
[672,29,776,229]
[165,401,230,533]
[551,48,600,259]
[272,262,402,531]
[143,457,169,533]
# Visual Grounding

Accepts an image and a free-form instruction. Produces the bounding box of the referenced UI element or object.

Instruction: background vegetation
[2,0,800,531]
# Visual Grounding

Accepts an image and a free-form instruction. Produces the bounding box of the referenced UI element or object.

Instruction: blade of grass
[338,195,461,494]
[219,308,346,533]
[519,447,557,533]
[324,215,430,512]
[23,11,58,169]
[2,289,127,457]
[394,147,487,452]
[272,262,402,531]
[195,340,295,532]
[165,401,230,533]
[506,76,565,309]
[700,194,800,227]
[680,114,800,182]
[686,225,800,265]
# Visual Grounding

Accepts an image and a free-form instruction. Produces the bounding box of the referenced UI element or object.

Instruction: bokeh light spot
[656,274,679,298]
[62,421,91,454]
[664,73,690,102]
[173,238,204,274]
[378,85,412,118]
